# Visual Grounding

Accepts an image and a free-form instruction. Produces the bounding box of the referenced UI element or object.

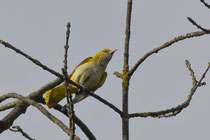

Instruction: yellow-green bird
[45,48,117,108]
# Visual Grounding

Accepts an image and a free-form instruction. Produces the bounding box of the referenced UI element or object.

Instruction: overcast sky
[0,0,210,140]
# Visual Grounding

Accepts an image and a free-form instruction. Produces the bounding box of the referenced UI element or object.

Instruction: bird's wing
[69,57,93,77]
[95,72,107,90]
[72,72,107,104]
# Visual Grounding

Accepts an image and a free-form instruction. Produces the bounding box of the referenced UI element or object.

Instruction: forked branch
[0,93,79,139]
[62,22,76,140]
[129,61,210,118]
[127,30,210,78]
[53,104,97,140]
[9,125,35,140]
[187,17,210,33]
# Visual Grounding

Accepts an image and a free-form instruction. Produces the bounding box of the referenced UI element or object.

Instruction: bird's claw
[61,104,67,111]
[79,85,87,92]
[79,85,94,95]
[89,91,94,95]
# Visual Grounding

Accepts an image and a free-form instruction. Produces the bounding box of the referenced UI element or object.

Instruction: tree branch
[128,29,210,78]
[113,71,123,79]
[0,77,63,133]
[0,40,63,79]
[9,125,35,140]
[0,93,80,139]
[88,93,123,117]
[62,22,76,140]
[0,101,18,111]
[54,104,97,140]
[187,17,210,33]
[129,61,210,118]
[124,0,132,67]
[122,0,133,139]
[200,0,210,9]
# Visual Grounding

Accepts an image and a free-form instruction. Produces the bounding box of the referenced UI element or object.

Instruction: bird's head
[93,48,117,66]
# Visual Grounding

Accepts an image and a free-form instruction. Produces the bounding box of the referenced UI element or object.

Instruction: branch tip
[129,62,210,118]
[187,17,210,33]
[9,125,35,140]
[200,0,210,9]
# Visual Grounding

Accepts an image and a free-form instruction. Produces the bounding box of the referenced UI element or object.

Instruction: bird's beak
[109,49,117,55]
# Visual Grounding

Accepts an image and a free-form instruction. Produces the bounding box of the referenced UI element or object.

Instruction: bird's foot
[78,85,94,95]
[79,85,87,92]
[61,104,67,111]
[89,91,94,95]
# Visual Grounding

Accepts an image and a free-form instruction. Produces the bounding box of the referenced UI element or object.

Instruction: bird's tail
[45,84,66,108]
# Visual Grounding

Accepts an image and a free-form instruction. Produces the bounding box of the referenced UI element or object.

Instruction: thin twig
[88,92,123,117]
[155,110,181,118]
[62,22,75,140]
[185,60,197,86]
[200,0,210,9]
[113,71,123,79]
[184,60,206,87]
[0,40,63,79]
[70,86,123,117]
[128,29,210,78]
[9,125,35,140]
[187,17,210,33]
[54,104,97,140]
[129,61,210,118]
[124,0,132,67]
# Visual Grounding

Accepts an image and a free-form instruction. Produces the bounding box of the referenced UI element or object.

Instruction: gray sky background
[0,0,210,140]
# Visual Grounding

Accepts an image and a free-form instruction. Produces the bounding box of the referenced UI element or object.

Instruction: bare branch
[62,22,76,139]
[187,17,210,33]
[1,97,96,139]
[185,60,198,86]
[0,77,63,133]
[0,40,63,79]
[9,125,35,140]
[200,0,210,9]
[128,30,210,78]
[0,101,18,111]
[88,92,123,117]
[122,0,133,139]
[54,104,97,140]
[0,93,80,139]
[129,61,210,118]
[124,0,132,67]
[155,110,181,118]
